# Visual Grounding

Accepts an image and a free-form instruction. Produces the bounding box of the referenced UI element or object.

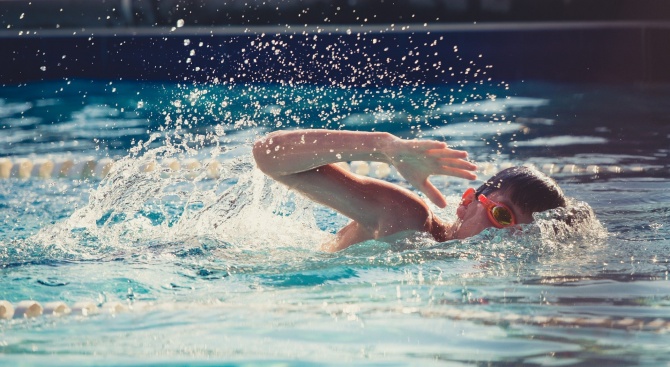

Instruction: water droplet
[176,19,185,28]
[40,66,46,71]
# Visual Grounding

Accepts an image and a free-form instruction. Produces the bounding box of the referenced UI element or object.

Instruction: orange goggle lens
[477,194,516,228]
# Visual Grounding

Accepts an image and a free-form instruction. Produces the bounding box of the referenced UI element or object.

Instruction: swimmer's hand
[385,137,477,208]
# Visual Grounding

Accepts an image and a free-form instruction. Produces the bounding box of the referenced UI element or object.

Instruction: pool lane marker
[0,300,14,319]
[1,299,668,332]
[0,157,651,181]
[0,157,114,180]
[42,302,71,317]
[11,300,43,318]
[0,157,225,180]
[0,300,128,320]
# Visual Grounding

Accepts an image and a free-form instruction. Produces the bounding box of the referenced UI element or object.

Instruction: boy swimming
[253,129,566,251]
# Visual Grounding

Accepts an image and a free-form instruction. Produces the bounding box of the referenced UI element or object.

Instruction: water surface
[1,79,669,366]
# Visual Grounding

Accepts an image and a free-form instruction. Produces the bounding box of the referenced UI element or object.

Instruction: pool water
[1,78,669,366]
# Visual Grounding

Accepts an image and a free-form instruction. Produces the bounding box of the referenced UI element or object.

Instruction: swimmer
[253,129,566,251]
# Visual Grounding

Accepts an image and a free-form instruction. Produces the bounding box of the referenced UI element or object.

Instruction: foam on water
[27,154,328,261]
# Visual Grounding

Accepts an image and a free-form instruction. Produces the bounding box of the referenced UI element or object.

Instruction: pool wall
[1,22,669,85]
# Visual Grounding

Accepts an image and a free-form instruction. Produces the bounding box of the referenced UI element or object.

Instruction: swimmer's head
[475,166,567,214]
[453,166,567,238]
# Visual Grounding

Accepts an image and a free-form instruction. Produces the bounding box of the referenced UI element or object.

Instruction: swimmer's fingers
[436,165,478,180]
[426,147,469,159]
[411,140,448,151]
[437,158,478,172]
[419,178,448,208]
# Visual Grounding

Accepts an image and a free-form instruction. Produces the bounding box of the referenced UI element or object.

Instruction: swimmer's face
[453,189,534,239]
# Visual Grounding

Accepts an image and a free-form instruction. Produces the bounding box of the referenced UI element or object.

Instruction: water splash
[6,31,559,273]
[28,151,330,262]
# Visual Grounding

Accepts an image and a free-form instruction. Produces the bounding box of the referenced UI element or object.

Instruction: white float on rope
[13,300,43,318]
[0,156,643,181]
[0,300,14,319]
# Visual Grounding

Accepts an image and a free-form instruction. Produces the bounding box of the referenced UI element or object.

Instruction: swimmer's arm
[253,129,477,207]
[253,129,391,175]
[257,159,434,248]
[253,129,476,250]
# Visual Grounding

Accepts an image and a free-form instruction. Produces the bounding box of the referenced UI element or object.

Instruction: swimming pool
[2,21,670,365]
[1,76,669,366]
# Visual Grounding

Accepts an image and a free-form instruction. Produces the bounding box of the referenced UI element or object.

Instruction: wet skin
[452,190,535,239]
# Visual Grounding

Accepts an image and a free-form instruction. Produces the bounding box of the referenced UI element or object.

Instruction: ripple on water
[2,81,670,365]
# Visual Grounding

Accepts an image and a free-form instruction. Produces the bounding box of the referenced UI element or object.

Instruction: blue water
[1,79,670,366]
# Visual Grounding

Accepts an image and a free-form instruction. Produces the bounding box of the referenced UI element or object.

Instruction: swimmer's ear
[456,196,469,220]
[456,202,467,220]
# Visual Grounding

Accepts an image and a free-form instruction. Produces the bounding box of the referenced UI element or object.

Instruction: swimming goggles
[461,188,516,228]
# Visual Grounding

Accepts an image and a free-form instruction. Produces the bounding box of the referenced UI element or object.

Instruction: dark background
[0,0,669,29]
[1,0,669,85]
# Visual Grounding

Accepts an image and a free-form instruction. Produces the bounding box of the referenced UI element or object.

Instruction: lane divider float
[0,156,652,181]
[0,300,129,319]
[1,298,668,332]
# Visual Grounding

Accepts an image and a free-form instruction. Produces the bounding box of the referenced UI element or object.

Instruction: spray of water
[15,31,606,274]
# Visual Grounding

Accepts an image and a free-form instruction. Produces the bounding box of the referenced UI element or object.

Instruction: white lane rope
[0,156,648,181]
[1,299,668,332]
[1,300,114,319]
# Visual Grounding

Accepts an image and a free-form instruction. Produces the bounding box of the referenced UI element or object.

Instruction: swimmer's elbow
[252,136,275,176]
[253,131,290,177]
